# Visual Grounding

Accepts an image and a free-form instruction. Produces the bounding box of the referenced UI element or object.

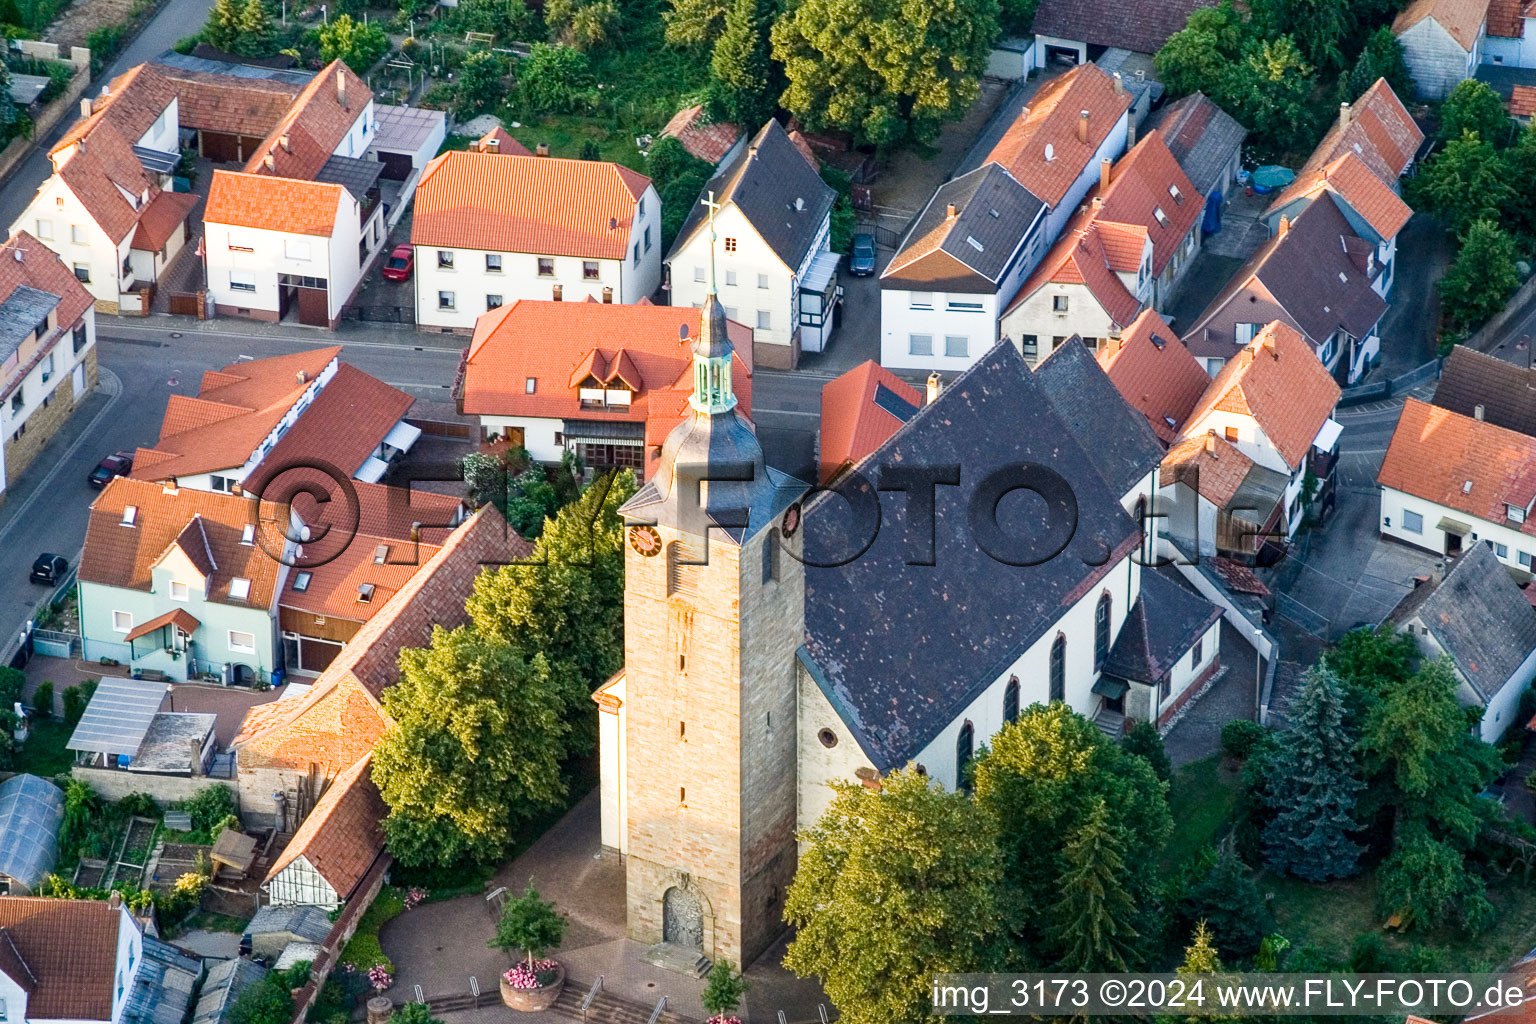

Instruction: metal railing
[581,975,603,1022]
[646,996,667,1024]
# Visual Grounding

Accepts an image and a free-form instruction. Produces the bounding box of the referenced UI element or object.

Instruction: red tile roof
[1184,321,1341,470]
[1267,79,1423,218]
[1279,152,1413,239]
[475,126,531,156]
[263,363,414,480]
[1489,0,1525,35]
[124,607,202,642]
[413,150,651,259]
[1090,130,1203,276]
[266,751,385,899]
[130,190,199,253]
[1379,398,1536,536]
[244,61,371,180]
[1160,431,1254,506]
[53,63,175,156]
[1097,308,1211,444]
[818,361,925,483]
[1005,204,1142,327]
[984,63,1133,208]
[1513,85,1536,118]
[660,104,742,165]
[0,898,120,1020]
[0,231,94,334]
[1392,0,1490,50]
[151,62,306,138]
[233,674,386,770]
[204,169,344,236]
[54,123,161,246]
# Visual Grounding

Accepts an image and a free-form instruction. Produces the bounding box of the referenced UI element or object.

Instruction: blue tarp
[1250,165,1296,192]
[1203,191,1223,235]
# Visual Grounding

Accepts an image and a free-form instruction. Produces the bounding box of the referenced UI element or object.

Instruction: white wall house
[1393,0,1486,99]
[1482,7,1536,65]
[0,897,159,1024]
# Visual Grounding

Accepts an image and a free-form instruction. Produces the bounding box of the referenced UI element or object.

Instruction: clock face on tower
[781,502,802,539]
[628,524,662,557]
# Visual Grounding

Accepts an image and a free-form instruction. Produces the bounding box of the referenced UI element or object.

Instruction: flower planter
[500,963,565,1011]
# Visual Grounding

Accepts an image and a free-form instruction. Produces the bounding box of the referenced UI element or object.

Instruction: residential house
[1260,155,1413,297]
[659,105,745,168]
[150,54,311,164]
[0,232,99,499]
[1481,0,1536,68]
[878,163,1046,372]
[1144,92,1247,231]
[1160,322,1343,563]
[264,752,385,909]
[0,775,63,896]
[1393,0,1490,97]
[128,347,419,493]
[1000,130,1203,365]
[1181,196,1388,382]
[1029,0,1219,65]
[203,62,387,328]
[411,148,661,331]
[0,895,200,1024]
[10,64,199,313]
[1378,397,1536,569]
[667,119,837,369]
[817,360,926,484]
[1095,307,1213,446]
[64,676,219,775]
[1387,541,1536,741]
[982,63,1134,244]
[1431,344,1536,433]
[456,299,754,478]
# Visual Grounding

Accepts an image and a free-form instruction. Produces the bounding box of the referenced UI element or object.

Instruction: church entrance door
[662,886,703,949]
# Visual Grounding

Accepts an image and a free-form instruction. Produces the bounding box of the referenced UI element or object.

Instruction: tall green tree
[973,702,1170,965]
[1261,666,1364,882]
[1229,35,1316,157]
[1376,823,1493,931]
[1178,846,1272,960]
[1408,130,1516,238]
[1339,28,1411,104]
[1437,219,1519,334]
[203,0,242,50]
[770,0,1000,147]
[373,626,571,867]
[316,14,389,71]
[663,0,727,46]
[543,0,619,51]
[1249,0,1350,70]
[455,50,510,118]
[1047,799,1140,971]
[1154,1,1247,100]
[1501,120,1536,240]
[1121,719,1172,783]
[233,0,274,56]
[783,769,1002,1024]
[1178,921,1223,974]
[1439,79,1514,146]
[710,0,777,128]
[517,42,593,113]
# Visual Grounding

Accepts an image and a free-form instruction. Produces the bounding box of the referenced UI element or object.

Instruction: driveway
[1372,214,1450,378]
[1164,619,1263,768]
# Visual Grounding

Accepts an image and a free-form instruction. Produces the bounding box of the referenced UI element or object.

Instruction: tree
[710,0,777,128]
[663,0,727,46]
[1500,121,1536,240]
[316,14,389,71]
[1339,28,1411,105]
[31,680,53,719]
[770,0,1000,147]
[972,702,1170,964]
[1047,799,1140,971]
[783,769,1002,1024]
[1228,35,1316,157]
[1439,79,1514,146]
[517,43,593,113]
[456,50,510,118]
[228,975,298,1024]
[233,0,274,56]
[1248,0,1350,70]
[203,0,242,50]
[392,1004,444,1024]
[489,884,566,965]
[701,960,750,1017]
[647,136,714,248]
[1261,666,1365,882]
[61,685,85,727]
[1178,920,1223,974]
[1178,846,1272,960]
[1154,2,1247,100]
[543,0,619,51]
[1437,219,1519,334]
[1409,131,1516,238]
[1122,719,1172,783]
[1376,825,1485,931]
[373,626,571,867]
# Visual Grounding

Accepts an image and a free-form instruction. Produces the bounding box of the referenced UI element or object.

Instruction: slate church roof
[798,341,1142,772]
[1101,568,1222,684]
[1034,335,1164,497]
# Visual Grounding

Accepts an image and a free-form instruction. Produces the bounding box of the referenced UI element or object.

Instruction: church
[594,253,1224,971]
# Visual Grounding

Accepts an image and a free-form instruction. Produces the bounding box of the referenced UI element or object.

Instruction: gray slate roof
[799,341,1142,772]
[881,163,1044,292]
[1432,346,1536,438]
[192,959,268,1024]
[244,904,331,944]
[1146,92,1247,198]
[667,120,836,270]
[1034,336,1164,498]
[1391,541,1536,702]
[1101,567,1221,683]
[0,285,60,361]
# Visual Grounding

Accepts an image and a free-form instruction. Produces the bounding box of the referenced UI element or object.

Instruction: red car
[381,245,414,281]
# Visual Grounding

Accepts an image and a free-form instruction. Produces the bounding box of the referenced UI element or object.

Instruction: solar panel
[65,677,168,756]
[873,383,919,423]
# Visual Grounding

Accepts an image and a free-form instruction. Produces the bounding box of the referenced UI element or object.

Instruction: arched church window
[1095,593,1112,669]
[1050,635,1066,702]
[956,721,974,793]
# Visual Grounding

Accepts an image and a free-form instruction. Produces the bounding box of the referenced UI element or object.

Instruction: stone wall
[5,347,97,487]
[72,765,240,806]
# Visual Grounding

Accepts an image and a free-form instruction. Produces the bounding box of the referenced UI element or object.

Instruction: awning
[800,249,840,297]
[1091,676,1130,699]
[1437,516,1471,536]
[355,456,389,483]
[124,607,201,643]
[1312,418,1343,454]
[383,419,422,453]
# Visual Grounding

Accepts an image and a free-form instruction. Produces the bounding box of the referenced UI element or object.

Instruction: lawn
[1159,754,1242,874]
[16,720,75,778]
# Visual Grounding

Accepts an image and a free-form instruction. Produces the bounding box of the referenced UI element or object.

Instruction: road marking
[0,367,124,548]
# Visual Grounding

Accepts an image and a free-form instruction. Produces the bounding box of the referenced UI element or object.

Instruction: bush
[32,680,53,718]
[61,685,85,727]
[1221,720,1266,761]
[158,872,208,925]
[180,786,239,838]
[392,1004,442,1024]
[1121,719,1172,783]
[86,25,125,76]
[172,33,201,53]
[0,666,24,707]
[455,50,509,118]
[518,42,592,113]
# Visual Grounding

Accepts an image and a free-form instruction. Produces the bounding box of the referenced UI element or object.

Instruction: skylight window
[374,544,389,564]
[1463,480,1474,494]
[357,583,375,603]
[1168,183,1184,205]
[241,524,255,545]
[1153,207,1170,228]
[965,236,985,252]
[229,577,251,600]
[1338,271,1348,283]
[121,506,137,526]
[293,572,311,592]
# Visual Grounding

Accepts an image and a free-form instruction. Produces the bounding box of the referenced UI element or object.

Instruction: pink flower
[502,959,559,990]
[367,966,393,991]
[403,888,428,910]
[706,1016,743,1024]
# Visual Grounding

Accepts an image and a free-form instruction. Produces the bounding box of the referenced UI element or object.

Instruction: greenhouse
[0,773,64,895]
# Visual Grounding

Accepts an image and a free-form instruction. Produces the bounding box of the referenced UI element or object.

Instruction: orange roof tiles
[0,232,93,335]
[205,169,344,236]
[413,150,651,259]
[1379,399,1536,536]
[475,126,531,156]
[0,898,121,1020]
[244,61,370,180]
[1161,431,1254,507]
[1006,205,1143,327]
[1094,131,1203,275]
[124,607,202,642]
[1489,0,1525,35]
[1267,79,1423,218]
[130,190,200,252]
[1184,321,1341,470]
[266,752,386,899]
[1392,0,1491,49]
[234,674,386,769]
[818,361,925,483]
[984,63,1133,208]
[660,105,743,165]
[1283,152,1413,239]
[1513,85,1536,118]
[1098,308,1211,444]
[151,62,305,138]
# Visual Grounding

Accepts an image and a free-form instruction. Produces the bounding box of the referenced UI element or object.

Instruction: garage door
[377,151,414,180]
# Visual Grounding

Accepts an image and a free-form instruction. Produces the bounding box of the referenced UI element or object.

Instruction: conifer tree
[1047,799,1140,971]
[203,0,242,51]
[233,0,274,57]
[710,0,775,128]
[1261,666,1364,882]
[1179,921,1223,973]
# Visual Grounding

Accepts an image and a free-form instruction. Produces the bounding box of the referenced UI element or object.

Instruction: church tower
[609,196,807,969]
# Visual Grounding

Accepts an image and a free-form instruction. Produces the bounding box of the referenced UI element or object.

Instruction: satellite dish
[679,323,690,340]
[1044,143,1055,162]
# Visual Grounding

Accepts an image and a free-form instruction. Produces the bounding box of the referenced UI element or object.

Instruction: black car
[88,450,134,489]
[849,232,877,276]
[30,554,68,585]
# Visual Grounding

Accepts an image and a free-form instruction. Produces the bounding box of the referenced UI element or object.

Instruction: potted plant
[702,960,749,1024]
[490,885,566,1011]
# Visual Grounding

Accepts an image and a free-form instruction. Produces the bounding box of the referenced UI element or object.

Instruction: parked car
[30,554,68,585]
[382,244,414,281]
[849,232,876,276]
[88,450,134,489]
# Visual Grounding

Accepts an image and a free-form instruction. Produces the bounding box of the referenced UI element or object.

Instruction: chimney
[1277,215,1290,237]
[1205,431,1217,455]
[279,133,291,153]
[536,142,550,157]
[80,97,93,117]
[1112,71,1125,95]
[337,68,348,110]
[1135,69,1146,83]
[263,153,275,172]
[926,372,941,405]
[1091,196,1104,211]
[1475,403,1486,421]
[1432,560,1448,583]
[108,891,122,910]
[1100,156,1112,191]
[602,286,613,303]
[1339,102,1351,129]
[1077,109,1090,144]
[296,369,307,384]
[945,202,958,218]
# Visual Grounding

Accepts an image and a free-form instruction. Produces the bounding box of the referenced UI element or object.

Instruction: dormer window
[122,505,137,526]
[374,544,389,564]
[229,577,251,601]
[1168,183,1184,205]
[240,524,255,545]
[1511,504,1528,524]
[357,583,375,603]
